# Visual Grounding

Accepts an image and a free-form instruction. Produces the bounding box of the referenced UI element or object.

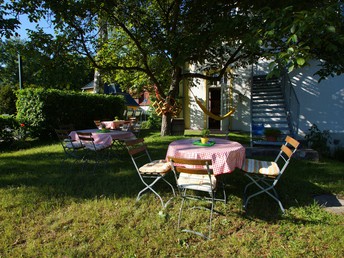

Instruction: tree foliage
[0,84,17,114]
[4,0,344,135]
[0,33,94,90]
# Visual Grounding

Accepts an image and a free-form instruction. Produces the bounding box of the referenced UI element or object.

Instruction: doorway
[208,88,221,129]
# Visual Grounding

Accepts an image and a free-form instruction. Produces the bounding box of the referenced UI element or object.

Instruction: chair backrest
[124,138,152,171]
[275,135,300,175]
[94,120,101,128]
[55,128,78,151]
[76,132,96,149]
[121,121,132,131]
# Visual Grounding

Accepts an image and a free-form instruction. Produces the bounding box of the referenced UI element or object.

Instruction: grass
[0,130,343,257]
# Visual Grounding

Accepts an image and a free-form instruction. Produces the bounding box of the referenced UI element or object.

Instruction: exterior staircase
[251,75,291,136]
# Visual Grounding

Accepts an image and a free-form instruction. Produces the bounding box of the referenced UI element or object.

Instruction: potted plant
[101,123,107,131]
[201,129,210,144]
[264,128,281,142]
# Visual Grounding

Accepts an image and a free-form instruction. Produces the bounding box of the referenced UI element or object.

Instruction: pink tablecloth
[166,138,245,176]
[99,120,129,130]
[69,129,135,146]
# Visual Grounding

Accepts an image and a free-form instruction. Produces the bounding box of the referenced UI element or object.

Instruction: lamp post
[18,53,23,89]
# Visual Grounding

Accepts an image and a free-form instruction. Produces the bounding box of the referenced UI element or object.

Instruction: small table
[166,138,245,176]
[100,120,129,130]
[69,129,135,146]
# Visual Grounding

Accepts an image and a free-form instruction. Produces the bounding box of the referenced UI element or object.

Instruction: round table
[166,138,245,175]
[69,129,135,146]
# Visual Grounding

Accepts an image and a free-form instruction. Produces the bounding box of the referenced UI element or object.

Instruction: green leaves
[296,57,306,66]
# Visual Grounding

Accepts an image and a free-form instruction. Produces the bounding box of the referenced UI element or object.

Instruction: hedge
[16,88,126,139]
[0,115,18,144]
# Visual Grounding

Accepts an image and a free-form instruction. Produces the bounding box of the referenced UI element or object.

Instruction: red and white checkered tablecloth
[166,138,245,175]
[69,129,135,146]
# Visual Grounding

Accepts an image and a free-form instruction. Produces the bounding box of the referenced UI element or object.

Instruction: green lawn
[0,130,343,257]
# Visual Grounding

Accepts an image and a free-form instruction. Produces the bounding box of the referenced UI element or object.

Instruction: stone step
[252,90,281,95]
[252,95,283,99]
[252,84,281,92]
[252,113,287,117]
[252,99,285,105]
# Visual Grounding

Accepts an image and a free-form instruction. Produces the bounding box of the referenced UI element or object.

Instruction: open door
[208,88,221,129]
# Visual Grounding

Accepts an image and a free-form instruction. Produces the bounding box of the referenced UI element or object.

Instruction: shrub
[305,124,331,158]
[0,115,18,144]
[0,85,17,115]
[16,88,126,139]
[333,147,344,162]
[141,111,162,130]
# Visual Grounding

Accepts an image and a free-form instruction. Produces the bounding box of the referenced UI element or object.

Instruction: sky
[15,14,54,39]
[3,0,54,39]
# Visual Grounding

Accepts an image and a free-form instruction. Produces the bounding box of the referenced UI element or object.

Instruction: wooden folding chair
[241,135,300,213]
[124,138,175,208]
[76,132,112,171]
[55,128,84,159]
[94,120,101,129]
[168,156,218,240]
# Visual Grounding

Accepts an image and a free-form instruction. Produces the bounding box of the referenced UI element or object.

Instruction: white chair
[168,156,218,240]
[241,135,300,213]
[124,138,175,208]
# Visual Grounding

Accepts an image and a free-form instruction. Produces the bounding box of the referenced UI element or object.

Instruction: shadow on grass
[0,147,177,204]
[217,158,342,221]
[1,131,342,223]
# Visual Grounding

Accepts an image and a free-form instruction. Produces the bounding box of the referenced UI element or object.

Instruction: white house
[180,60,344,148]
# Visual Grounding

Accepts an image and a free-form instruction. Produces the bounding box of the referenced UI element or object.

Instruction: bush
[141,111,162,130]
[333,148,344,162]
[0,85,17,115]
[305,124,331,158]
[16,88,126,139]
[0,115,18,144]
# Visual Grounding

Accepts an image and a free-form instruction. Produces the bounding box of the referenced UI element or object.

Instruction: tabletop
[99,120,129,130]
[69,129,135,146]
[166,138,245,176]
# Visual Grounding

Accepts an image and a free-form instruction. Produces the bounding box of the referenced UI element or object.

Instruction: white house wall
[189,75,207,130]
[290,61,344,146]
[231,66,252,132]
[185,58,344,149]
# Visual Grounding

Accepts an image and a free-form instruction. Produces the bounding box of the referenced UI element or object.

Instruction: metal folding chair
[241,135,300,213]
[76,132,112,171]
[168,156,218,240]
[54,128,84,159]
[124,138,175,208]
[94,120,101,129]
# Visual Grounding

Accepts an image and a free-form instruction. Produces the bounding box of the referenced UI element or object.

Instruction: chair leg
[162,177,176,197]
[137,177,166,207]
[177,193,186,230]
[243,175,285,213]
[207,194,215,239]
[178,188,215,240]
[136,175,176,208]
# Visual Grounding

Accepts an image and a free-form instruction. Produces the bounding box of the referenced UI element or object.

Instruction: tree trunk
[160,67,182,136]
[93,69,101,93]
[93,14,108,94]
[161,112,172,136]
